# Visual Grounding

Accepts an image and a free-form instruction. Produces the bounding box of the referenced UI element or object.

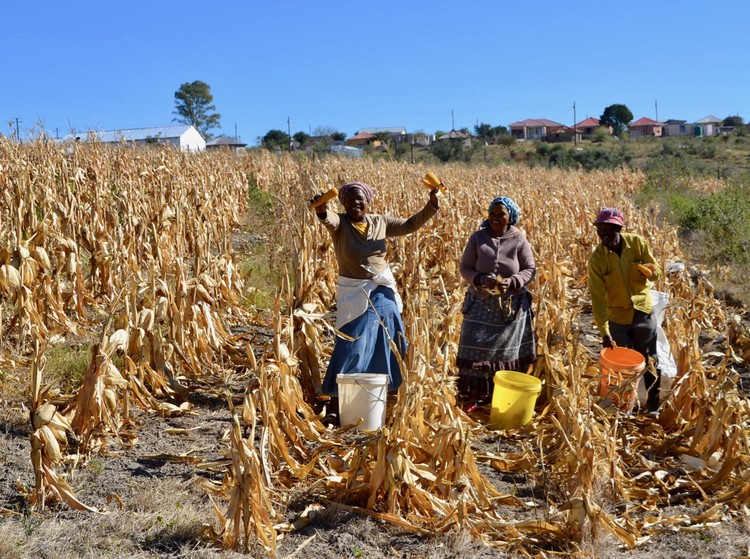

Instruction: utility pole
[234,124,238,141]
[655,100,659,122]
[451,110,455,131]
[14,118,21,141]
[573,102,577,146]
[54,127,60,139]
[287,116,291,150]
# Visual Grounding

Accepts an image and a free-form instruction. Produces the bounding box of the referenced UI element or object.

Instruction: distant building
[330,145,363,158]
[437,129,470,140]
[407,132,433,146]
[545,125,579,143]
[354,127,408,143]
[574,117,608,139]
[206,135,247,155]
[662,119,690,137]
[629,117,663,138]
[346,131,379,147]
[509,119,563,140]
[694,115,722,136]
[60,125,206,151]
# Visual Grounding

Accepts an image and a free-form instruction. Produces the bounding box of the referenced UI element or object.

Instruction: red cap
[594,207,625,227]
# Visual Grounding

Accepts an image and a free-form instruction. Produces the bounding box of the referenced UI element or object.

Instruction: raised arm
[310,192,341,234]
[383,197,439,237]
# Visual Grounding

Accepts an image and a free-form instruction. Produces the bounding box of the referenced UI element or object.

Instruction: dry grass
[2,477,252,559]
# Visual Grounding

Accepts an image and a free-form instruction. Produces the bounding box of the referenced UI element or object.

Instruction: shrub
[590,127,611,143]
[679,185,750,264]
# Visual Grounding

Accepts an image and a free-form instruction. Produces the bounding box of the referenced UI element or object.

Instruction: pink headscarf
[338,182,375,205]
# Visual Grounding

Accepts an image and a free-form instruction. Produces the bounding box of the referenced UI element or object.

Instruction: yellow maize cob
[311,188,338,209]
[637,263,653,278]
[421,172,445,191]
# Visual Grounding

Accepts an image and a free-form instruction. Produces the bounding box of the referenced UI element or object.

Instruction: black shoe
[321,413,339,427]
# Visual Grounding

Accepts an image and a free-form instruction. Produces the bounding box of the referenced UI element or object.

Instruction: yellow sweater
[587,232,661,336]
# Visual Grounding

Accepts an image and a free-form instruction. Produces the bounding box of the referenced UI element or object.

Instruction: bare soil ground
[3,306,750,559]
[3,382,750,559]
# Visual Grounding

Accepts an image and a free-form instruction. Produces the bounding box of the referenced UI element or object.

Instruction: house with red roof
[509,119,563,140]
[574,117,610,138]
[545,125,580,143]
[346,131,380,147]
[629,117,663,138]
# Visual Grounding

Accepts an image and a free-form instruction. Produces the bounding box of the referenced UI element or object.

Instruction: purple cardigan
[459,226,536,296]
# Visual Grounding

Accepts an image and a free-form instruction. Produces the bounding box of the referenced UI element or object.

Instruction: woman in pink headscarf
[311,182,439,423]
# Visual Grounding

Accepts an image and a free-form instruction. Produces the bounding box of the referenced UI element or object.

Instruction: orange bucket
[598,347,645,412]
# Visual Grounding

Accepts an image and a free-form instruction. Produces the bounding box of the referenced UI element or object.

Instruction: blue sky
[3,1,748,144]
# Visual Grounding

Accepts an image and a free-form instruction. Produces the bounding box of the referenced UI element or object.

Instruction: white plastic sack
[637,290,678,405]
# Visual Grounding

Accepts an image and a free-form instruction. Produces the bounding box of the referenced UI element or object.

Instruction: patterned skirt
[456,290,537,403]
[322,286,407,395]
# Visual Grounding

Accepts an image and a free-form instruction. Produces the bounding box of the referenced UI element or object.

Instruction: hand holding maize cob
[422,172,446,192]
[636,263,653,278]
[310,188,338,210]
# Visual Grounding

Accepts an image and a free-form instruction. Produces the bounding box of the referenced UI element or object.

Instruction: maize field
[1,139,749,557]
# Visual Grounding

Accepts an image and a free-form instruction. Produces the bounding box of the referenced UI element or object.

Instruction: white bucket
[336,373,388,432]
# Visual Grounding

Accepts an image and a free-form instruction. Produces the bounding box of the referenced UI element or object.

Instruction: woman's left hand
[497,278,512,293]
[429,188,440,209]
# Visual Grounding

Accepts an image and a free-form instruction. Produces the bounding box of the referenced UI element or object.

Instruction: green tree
[474,124,510,144]
[474,122,494,143]
[497,133,515,155]
[173,81,222,139]
[600,104,633,137]
[430,137,475,162]
[722,115,744,128]
[430,139,461,162]
[293,131,310,146]
[260,129,290,151]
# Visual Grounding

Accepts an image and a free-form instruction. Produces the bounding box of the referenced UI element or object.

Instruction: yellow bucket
[489,371,542,430]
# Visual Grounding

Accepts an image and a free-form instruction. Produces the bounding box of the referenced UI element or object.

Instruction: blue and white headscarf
[481,196,520,228]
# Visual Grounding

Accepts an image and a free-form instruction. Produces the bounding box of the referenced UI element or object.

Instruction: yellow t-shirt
[351,220,368,236]
[587,232,662,336]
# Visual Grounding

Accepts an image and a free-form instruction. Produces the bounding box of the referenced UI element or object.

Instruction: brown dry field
[2,147,750,559]
[2,262,749,559]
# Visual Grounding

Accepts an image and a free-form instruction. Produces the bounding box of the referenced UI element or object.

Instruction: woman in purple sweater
[456,196,537,409]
